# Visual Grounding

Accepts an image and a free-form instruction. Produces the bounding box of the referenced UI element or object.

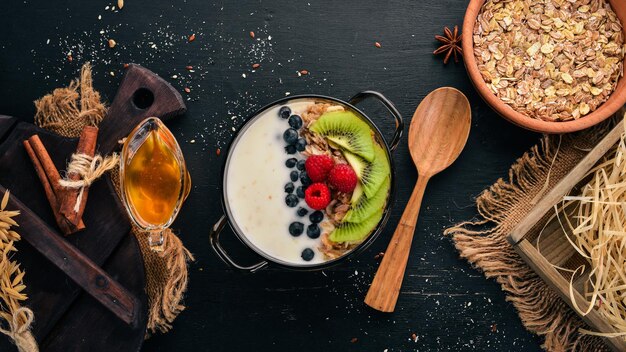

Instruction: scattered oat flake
[249,31,255,38]
[117,0,124,9]
[188,33,196,42]
[108,39,117,48]
[375,41,382,48]
[252,63,260,69]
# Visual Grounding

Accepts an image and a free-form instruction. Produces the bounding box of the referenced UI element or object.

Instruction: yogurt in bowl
[214,93,402,270]
[226,101,327,264]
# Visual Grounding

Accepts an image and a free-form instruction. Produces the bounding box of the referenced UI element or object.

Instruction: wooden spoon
[365,87,471,312]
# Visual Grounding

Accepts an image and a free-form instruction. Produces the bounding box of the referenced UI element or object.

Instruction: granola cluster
[473,0,625,121]
[299,102,361,259]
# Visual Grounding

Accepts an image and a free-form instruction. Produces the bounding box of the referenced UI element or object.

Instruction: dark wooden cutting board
[0,64,186,352]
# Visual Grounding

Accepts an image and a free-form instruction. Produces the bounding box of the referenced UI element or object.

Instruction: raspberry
[304,183,331,210]
[304,155,335,182]
[328,164,358,193]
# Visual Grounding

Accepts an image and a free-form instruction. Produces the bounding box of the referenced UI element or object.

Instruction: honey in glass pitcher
[120,117,191,250]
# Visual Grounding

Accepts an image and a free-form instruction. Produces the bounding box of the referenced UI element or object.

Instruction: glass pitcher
[120,117,191,251]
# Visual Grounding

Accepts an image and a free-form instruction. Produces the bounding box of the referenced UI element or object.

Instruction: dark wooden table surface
[1,0,546,351]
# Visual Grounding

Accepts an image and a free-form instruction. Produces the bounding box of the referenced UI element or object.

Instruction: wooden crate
[508,117,626,352]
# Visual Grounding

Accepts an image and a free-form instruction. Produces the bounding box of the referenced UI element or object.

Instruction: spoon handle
[365,174,429,312]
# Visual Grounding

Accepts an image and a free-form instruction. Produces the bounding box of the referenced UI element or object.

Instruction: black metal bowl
[209,91,403,272]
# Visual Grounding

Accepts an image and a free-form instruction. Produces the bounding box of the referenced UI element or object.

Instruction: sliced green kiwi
[344,177,390,223]
[350,182,364,205]
[344,144,390,198]
[329,208,383,243]
[310,111,375,161]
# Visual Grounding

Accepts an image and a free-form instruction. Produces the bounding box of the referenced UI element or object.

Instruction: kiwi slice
[329,208,383,243]
[350,182,364,205]
[310,111,375,161]
[344,144,390,198]
[344,177,390,223]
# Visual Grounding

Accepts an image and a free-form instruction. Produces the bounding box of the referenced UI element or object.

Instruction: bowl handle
[349,90,404,152]
[209,215,269,273]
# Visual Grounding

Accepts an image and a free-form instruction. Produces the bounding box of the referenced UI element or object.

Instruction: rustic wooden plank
[41,233,148,352]
[2,185,139,326]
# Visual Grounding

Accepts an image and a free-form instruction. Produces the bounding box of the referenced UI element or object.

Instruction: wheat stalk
[0,191,38,352]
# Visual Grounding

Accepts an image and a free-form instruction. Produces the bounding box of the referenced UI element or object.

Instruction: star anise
[434,25,462,64]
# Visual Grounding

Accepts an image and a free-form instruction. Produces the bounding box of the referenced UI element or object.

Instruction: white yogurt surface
[225,100,325,265]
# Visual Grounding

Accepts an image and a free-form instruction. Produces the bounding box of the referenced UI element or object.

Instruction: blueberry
[285,194,299,207]
[301,248,315,261]
[283,128,299,145]
[297,207,308,217]
[309,210,324,223]
[279,106,291,119]
[296,159,306,171]
[285,158,297,168]
[300,171,311,186]
[307,224,321,239]
[296,186,305,199]
[290,170,299,182]
[284,182,295,193]
[285,145,297,154]
[295,138,307,152]
[288,115,303,129]
[289,222,304,236]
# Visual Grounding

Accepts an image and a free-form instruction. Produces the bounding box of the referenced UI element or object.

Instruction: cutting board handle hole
[132,88,154,110]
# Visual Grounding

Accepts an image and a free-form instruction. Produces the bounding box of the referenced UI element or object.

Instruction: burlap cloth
[33,63,193,335]
[444,109,626,351]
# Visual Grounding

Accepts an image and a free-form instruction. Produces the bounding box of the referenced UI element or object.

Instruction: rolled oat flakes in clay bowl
[463,0,626,133]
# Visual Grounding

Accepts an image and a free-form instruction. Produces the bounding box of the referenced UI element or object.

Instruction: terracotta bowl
[463,0,626,134]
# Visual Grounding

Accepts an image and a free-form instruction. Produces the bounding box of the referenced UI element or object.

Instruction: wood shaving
[546,118,626,337]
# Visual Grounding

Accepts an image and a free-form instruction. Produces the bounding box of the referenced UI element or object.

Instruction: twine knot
[59,152,119,212]
[0,307,38,352]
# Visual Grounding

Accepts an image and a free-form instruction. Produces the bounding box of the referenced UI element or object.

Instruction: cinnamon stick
[59,126,98,227]
[23,136,85,234]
